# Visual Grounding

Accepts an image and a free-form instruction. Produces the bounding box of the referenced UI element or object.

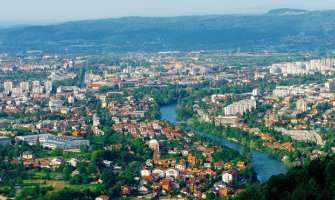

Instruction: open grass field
[22,179,99,193]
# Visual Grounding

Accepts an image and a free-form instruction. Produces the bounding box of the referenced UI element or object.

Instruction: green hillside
[238,155,335,200]
[0,8,335,53]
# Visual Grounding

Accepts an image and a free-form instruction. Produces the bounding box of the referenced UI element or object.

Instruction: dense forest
[237,155,335,200]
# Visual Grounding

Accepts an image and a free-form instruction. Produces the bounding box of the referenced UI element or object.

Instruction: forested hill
[1,8,335,53]
[237,155,335,200]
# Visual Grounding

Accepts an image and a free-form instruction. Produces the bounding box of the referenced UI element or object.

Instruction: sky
[0,0,335,25]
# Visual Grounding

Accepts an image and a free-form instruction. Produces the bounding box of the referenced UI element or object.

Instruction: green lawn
[29,171,63,179]
[22,179,99,192]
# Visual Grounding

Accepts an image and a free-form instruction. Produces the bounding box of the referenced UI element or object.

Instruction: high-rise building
[252,88,260,96]
[224,99,256,116]
[11,87,23,96]
[4,81,13,92]
[20,82,30,91]
[32,81,40,87]
[32,85,43,93]
[325,79,335,91]
[45,81,53,93]
[296,99,307,112]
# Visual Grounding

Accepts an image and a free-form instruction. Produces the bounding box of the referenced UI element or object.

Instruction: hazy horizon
[1,0,335,26]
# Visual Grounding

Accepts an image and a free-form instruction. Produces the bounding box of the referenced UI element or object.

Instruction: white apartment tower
[296,99,307,112]
[4,81,13,92]
[325,79,335,91]
[32,81,40,87]
[224,99,256,116]
[45,81,53,93]
[20,82,30,91]
[252,88,260,96]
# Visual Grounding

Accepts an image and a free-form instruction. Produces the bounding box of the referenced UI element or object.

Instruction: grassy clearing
[29,171,63,179]
[22,179,99,192]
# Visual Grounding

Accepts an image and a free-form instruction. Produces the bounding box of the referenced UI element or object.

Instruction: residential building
[4,81,13,92]
[222,169,236,183]
[20,82,30,91]
[296,99,307,112]
[0,136,11,146]
[224,99,256,116]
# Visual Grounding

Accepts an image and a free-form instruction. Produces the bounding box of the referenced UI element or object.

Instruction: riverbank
[187,118,293,167]
[160,104,287,183]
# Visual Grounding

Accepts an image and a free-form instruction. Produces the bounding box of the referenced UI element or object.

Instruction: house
[152,167,166,178]
[222,169,236,183]
[138,185,149,194]
[160,179,171,191]
[204,169,216,176]
[140,168,151,177]
[121,185,131,195]
[181,150,189,156]
[95,195,109,200]
[40,159,51,169]
[214,161,224,170]
[151,173,161,181]
[187,154,196,164]
[71,170,80,176]
[50,158,63,165]
[237,161,246,170]
[175,163,186,171]
[165,168,179,179]
[21,151,34,160]
[102,160,112,167]
[146,159,153,167]
[204,163,211,168]
[180,187,190,196]
[142,175,154,184]
[202,148,214,157]
[152,182,161,190]
[194,191,202,198]
[213,181,227,191]
[219,188,229,197]
[67,158,79,167]
[186,177,196,188]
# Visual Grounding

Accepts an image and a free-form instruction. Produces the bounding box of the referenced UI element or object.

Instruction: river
[160,104,287,183]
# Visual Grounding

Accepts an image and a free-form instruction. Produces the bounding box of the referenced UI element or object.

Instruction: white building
[49,99,63,108]
[148,139,159,152]
[269,58,335,75]
[325,79,335,91]
[224,99,256,116]
[20,82,30,91]
[252,88,260,96]
[68,96,75,103]
[165,168,179,179]
[32,81,40,87]
[140,168,151,177]
[152,168,165,178]
[93,114,100,127]
[32,85,44,93]
[15,134,89,150]
[296,99,307,112]
[175,163,186,171]
[11,87,23,96]
[15,134,51,145]
[0,136,11,146]
[273,86,290,97]
[4,81,13,92]
[222,169,236,183]
[45,81,53,93]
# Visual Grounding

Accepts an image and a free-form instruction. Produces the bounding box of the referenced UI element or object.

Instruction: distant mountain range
[1,8,335,53]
